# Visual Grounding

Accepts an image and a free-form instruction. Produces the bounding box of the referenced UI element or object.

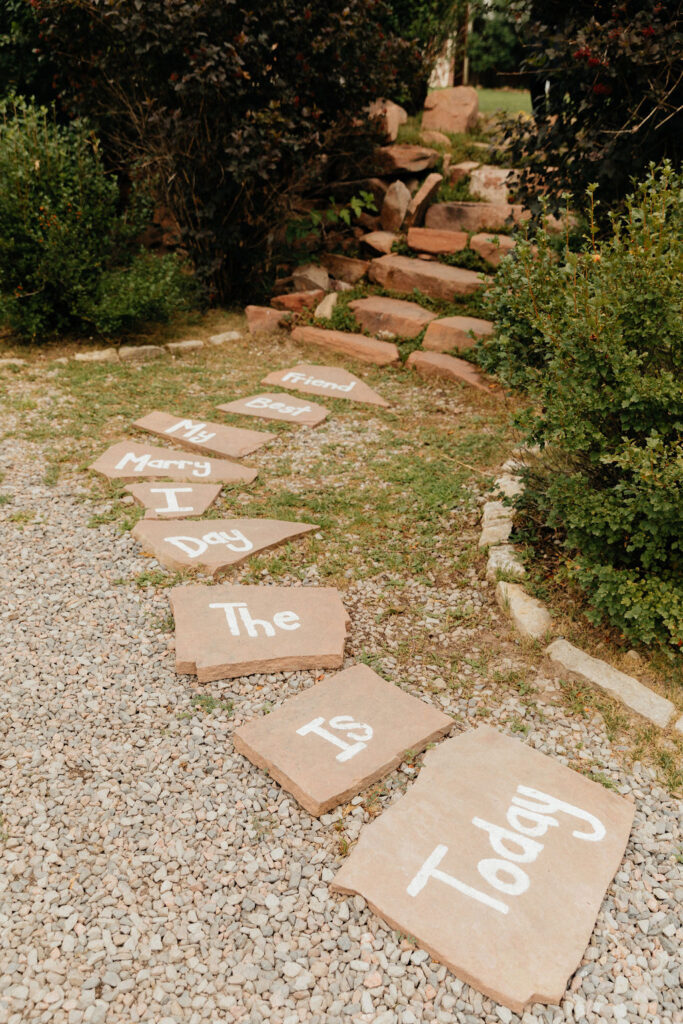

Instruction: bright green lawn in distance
[475,88,531,115]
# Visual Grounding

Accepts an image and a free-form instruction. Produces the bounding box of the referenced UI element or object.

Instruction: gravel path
[0,362,681,1024]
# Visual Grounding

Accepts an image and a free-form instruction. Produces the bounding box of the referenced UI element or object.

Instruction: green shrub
[482,165,683,652]
[88,253,195,336]
[0,98,191,340]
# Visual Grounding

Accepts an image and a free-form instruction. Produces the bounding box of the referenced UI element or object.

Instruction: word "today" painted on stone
[209,602,301,638]
[297,716,374,762]
[407,784,606,915]
[282,371,355,393]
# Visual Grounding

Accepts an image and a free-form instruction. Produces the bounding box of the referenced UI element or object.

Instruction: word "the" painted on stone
[209,602,301,638]
[296,716,374,762]
[407,785,606,915]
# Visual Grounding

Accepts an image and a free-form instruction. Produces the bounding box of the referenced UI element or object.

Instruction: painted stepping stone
[217,393,328,427]
[234,664,452,815]
[133,518,316,576]
[171,584,350,682]
[262,364,389,408]
[90,441,257,485]
[134,410,272,459]
[124,483,222,519]
[332,726,634,1013]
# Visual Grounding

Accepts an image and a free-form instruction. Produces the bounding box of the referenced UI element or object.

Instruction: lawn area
[475,87,532,115]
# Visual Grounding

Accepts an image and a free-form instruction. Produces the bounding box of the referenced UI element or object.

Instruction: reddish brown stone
[368,98,408,142]
[378,144,439,175]
[406,172,444,228]
[124,482,222,519]
[171,584,350,682]
[320,254,370,285]
[217,393,328,427]
[246,306,290,334]
[420,129,451,147]
[348,297,436,340]
[290,326,400,366]
[132,518,316,576]
[406,350,495,393]
[422,86,479,134]
[406,227,468,255]
[134,410,272,458]
[262,364,389,407]
[423,316,494,353]
[448,160,480,184]
[271,290,324,312]
[90,441,257,484]
[234,664,452,816]
[469,233,516,268]
[292,264,330,292]
[380,180,411,232]
[426,202,529,234]
[469,165,516,203]
[332,726,635,1012]
[369,254,486,301]
[360,231,398,255]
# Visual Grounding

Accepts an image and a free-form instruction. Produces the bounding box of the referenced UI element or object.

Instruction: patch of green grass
[476,87,531,115]
[9,508,34,524]
[0,494,11,505]
[588,770,619,791]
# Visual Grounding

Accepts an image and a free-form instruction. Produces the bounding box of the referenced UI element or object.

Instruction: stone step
[378,143,439,174]
[406,350,494,393]
[348,296,437,339]
[271,289,324,312]
[246,305,290,334]
[423,315,494,353]
[426,201,528,234]
[369,254,487,301]
[320,253,370,284]
[469,233,516,268]
[406,227,468,254]
[290,326,400,366]
[469,165,516,204]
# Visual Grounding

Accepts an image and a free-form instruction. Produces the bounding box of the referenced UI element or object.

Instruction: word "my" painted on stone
[297,716,373,762]
[166,530,253,559]
[245,396,314,417]
[165,419,216,445]
[407,785,606,915]
[282,371,355,394]
[209,602,300,638]
[116,452,210,477]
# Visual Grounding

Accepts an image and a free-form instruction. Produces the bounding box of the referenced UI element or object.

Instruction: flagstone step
[218,392,329,427]
[262,364,390,407]
[125,482,222,519]
[271,289,324,312]
[348,296,437,339]
[369,254,487,302]
[134,410,272,459]
[406,350,494,393]
[426,202,528,234]
[423,315,494,353]
[90,441,258,484]
[406,227,468,254]
[290,325,400,366]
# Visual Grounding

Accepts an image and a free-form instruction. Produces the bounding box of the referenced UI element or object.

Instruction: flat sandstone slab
[290,326,400,367]
[234,664,452,815]
[134,410,271,459]
[90,441,257,485]
[407,227,469,254]
[348,296,436,339]
[423,315,494,353]
[171,584,350,682]
[217,393,328,427]
[133,518,316,576]
[262,364,389,407]
[332,726,634,1012]
[125,482,222,519]
[406,351,493,393]
[369,254,486,301]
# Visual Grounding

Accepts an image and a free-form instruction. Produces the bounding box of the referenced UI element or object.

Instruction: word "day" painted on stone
[166,530,253,558]
[209,602,301,638]
[282,371,355,394]
[116,452,210,477]
[296,716,374,762]
[245,396,313,417]
[165,419,216,445]
[407,785,606,916]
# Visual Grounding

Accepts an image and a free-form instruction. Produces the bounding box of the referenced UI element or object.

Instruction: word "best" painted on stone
[217,393,329,427]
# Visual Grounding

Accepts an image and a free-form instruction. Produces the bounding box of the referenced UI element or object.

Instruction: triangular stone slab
[125,482,222,518]
[332,726,634,1012]
[171,584,350,682]
[90,441,257,484]
[132,518,316,576]
[134,410,272,458]
[234,664,453,815]
[262,364,389,407]
[217,393,328,427]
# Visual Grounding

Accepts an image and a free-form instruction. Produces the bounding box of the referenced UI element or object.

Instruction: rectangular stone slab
[290,326,400,367]
[171,584,350,682]
[124,482,222,518]
[90,441,257,485]
[332,726,634,1012]
[134,410,272,458]
[369,254,487,301]
[348,297,436,340]
[132,518,316,576]
[262,364,389,407]
[217,393,328,427]
[234,664,453,815]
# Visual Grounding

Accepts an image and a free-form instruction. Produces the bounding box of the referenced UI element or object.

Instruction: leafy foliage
[0,0,56,104]
[500,0,682,214]
[35,0,413,304]
[481,165,683,652]
[0,98,191,340]
[468,0,524,86]
[383,0,467,108]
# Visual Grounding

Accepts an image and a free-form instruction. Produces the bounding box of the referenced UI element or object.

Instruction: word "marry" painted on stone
[407,785,606,915]
[209,602,300,638]
[117,451,210,477]
[166,530,253,558]
[297,716,373,762]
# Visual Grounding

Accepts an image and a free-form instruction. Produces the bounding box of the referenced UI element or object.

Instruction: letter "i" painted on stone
[149,486,194,515]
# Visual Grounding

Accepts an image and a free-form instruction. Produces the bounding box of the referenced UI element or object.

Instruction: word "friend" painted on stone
[245,396,313,417]
[407,784,606,915]
[296,716,374,762]
[165,419,216,445]
[166,530,253,559]
[116,452,211,478]
[282,371,355,393]
[209,602,301,638]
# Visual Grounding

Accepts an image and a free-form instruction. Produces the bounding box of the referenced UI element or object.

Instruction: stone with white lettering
[262,364,389,408]
[133,518,316,576]
[234,664,453,815]
[90,441,257,484]
[171,584,350,681]
[332,726,634,1012]
[124,482,222,518]
[217,392,328,427]
[134,410,272,458]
